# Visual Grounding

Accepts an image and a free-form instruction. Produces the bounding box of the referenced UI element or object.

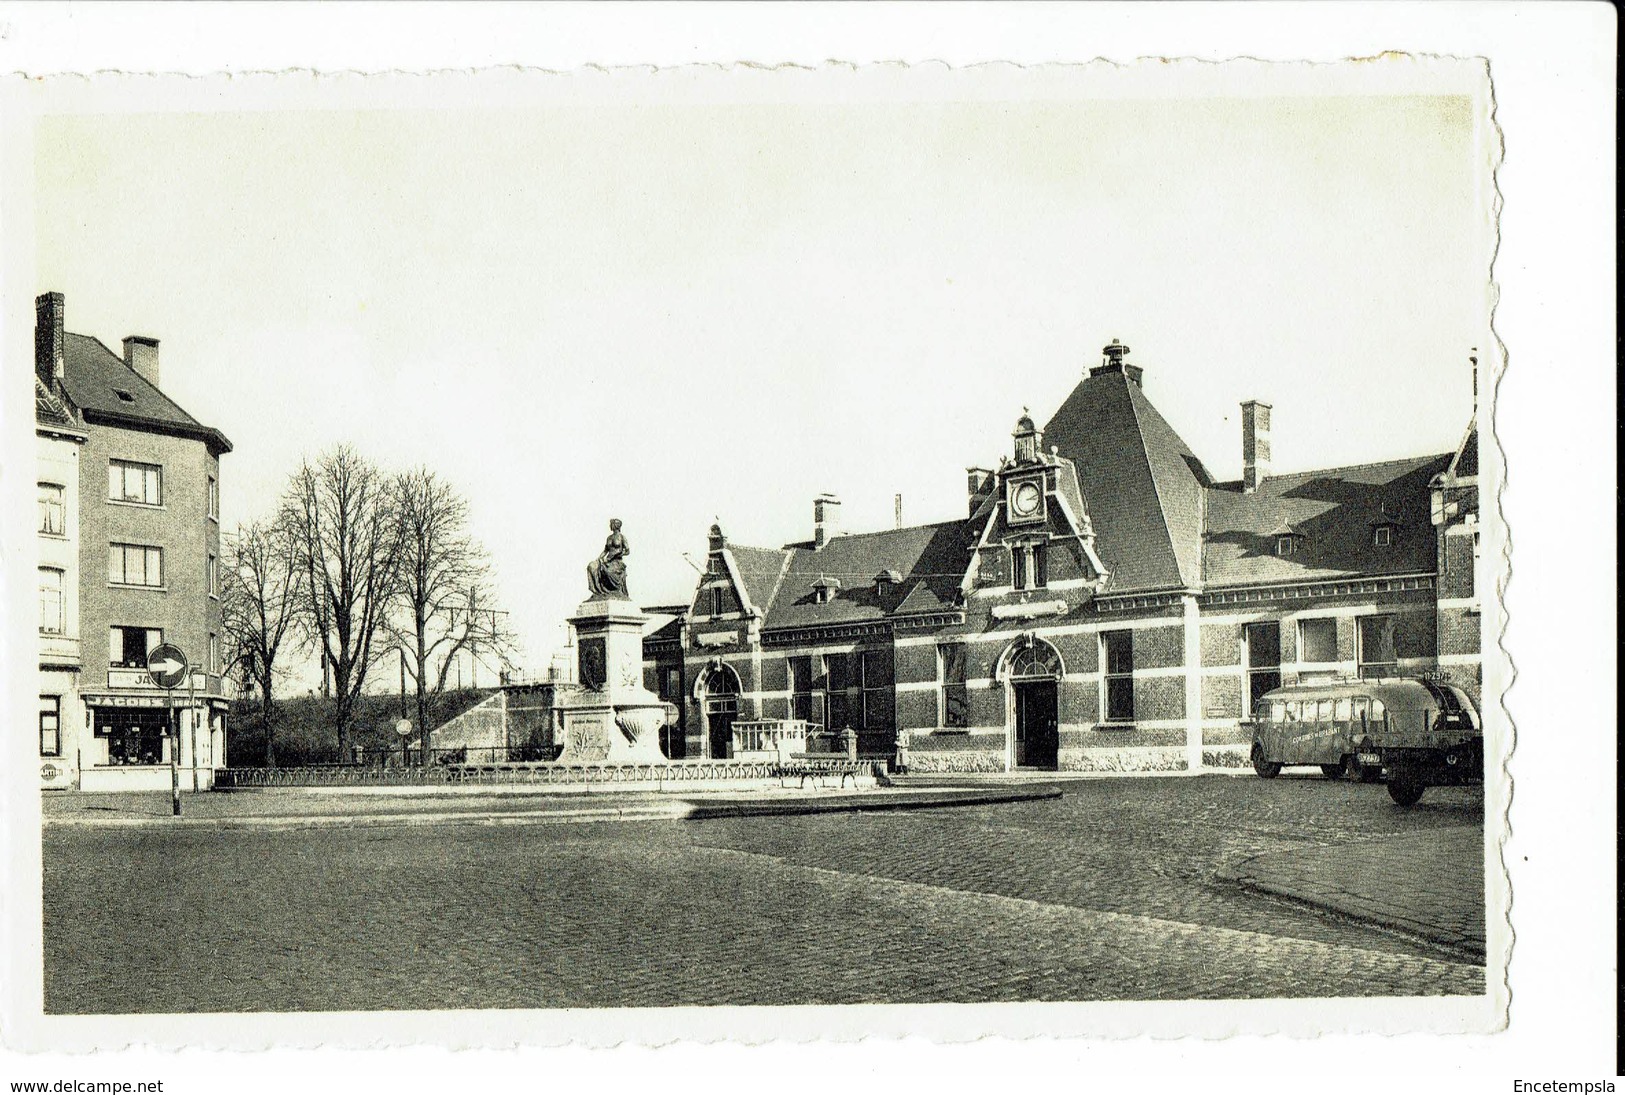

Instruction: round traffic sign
[395,718,414,738]
[146,643,189,689]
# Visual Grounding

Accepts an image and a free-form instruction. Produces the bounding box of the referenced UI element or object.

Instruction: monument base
[556,595,674,764]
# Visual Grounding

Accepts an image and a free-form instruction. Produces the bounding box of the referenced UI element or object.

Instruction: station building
[643,340,1481,773]
[34,292,233,790]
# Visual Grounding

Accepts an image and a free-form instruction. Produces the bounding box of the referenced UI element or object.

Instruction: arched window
[1001,637,1062,680]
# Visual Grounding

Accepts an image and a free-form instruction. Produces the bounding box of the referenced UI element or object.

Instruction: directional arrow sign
[146,643,190,690]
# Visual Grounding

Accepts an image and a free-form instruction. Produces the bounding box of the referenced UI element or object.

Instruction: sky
[30,78,1492,681]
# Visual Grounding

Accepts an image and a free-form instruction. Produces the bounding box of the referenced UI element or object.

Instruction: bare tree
[390,468,511,763]
[221,516,305,766]
[283,447,405,758]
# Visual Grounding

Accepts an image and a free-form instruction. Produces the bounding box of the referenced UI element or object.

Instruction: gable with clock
[966,410,1109,616]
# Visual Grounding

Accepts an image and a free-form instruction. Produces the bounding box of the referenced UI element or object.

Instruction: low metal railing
[215,759,783,788]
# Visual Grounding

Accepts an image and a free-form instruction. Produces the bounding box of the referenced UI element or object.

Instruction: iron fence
[214,759,790,788]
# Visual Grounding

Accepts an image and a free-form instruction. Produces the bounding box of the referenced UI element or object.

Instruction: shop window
[39,696,61,757]
[1357,615,1399,679]
[109,542,164,587]
[1298,618,1338,663]
[1102,630,1134,722]
[1244,621,1281,717]
[108,459,162,506]
[96,707,167,766]
[110,626,163,668]
[38,567,64,634]
[39,482,65,535]
[938,643,968,728]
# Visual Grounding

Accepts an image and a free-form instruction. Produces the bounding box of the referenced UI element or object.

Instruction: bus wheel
[1342,754,1368,782]
[1320,764,1344,780]
[1387,777,1425,806]
[1251,744,1281,779]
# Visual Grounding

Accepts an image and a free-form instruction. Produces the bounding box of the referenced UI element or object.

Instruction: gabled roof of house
[1449,420,1478,479]
[58,332,232,452]
[34,375,82,431]
[1201,453,1452,588]
[745,519,970,631]
[1041,366,1211,593]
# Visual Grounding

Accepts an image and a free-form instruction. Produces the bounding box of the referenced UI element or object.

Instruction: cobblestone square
[41,775,1486,1012]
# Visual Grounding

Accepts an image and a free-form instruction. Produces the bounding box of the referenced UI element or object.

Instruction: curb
[1218,854,1487,958]
[43,785,1060,833]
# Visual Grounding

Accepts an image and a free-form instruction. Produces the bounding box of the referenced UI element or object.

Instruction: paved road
[41,775,1485,1013]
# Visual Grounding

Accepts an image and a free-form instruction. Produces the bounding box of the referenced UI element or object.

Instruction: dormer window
[1270,518,1304,557]
[1373,525,1393,547]
[113,388,135,403]
[812,576,841,605]
[874,569,902,591]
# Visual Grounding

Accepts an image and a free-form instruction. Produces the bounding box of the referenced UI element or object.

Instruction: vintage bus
[1249,678,1482,805]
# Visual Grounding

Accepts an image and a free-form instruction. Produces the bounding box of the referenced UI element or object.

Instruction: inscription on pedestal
[579,638,607,690]
[564,714,612,762]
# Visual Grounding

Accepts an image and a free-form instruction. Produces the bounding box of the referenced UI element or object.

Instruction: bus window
[1316,699,1335,722]
[1353,696,1370,723]
[1286,701,1301,722]
[1269,702,1286,724]
[1334,698,1352,721]
[1371,698,1386,721]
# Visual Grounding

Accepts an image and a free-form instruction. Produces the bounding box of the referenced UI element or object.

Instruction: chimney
[35,292,64,385]
[1470,347,1478,417]
[1242,400,1272,492]
[966,467,994,516]
[894,493,903,530]
[123,336,160,389]
[813,493,841,549]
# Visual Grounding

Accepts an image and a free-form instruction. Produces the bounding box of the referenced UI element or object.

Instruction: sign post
[395,717,414,766]
[147,644,189,817]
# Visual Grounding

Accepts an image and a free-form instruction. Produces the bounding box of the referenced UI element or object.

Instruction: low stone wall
[1202,745,1252,770]
[1058,746,1188,773]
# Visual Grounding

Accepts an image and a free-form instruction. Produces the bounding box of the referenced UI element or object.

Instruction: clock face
[1011,481,1042,519]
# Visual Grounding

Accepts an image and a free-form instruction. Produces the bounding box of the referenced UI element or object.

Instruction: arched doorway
[696,662,741,759]
[999,636,1063,770]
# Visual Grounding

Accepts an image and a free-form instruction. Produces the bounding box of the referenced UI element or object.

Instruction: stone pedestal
[555,597,672,764]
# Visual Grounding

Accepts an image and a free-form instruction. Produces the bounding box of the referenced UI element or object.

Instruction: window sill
[108,583,168,593]
[107,499,166,511]
[39,531,68,540]
[1095,722,1138,732]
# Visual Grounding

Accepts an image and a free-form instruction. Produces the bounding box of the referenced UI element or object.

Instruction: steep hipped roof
[1041,366,1210,593]
[756,519,970,631]
[58,332,232,452]
[1202,454,1451,588]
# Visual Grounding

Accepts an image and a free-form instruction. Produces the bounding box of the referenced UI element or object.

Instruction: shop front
[78,685,226,792]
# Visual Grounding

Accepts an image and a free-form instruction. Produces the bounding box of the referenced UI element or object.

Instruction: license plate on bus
[1358,753,1381,766]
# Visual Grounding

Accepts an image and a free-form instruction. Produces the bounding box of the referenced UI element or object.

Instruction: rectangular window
[109,543,164,587]
[207,475,220,521]
[1276,535,1295,556]
[1469,531,1480,597]
[207,553,219,597]
[859,648,894,731]
[110,626,163,668]
[1298,617,1338,663]
[209,632,221,675]
[939,643,968,728]
[1357,615,1399,679]
[1032,543,1048,589]
[1244,621,1282,717]
[1352,696,1370,725]
[1373,525,1392,546]
[788,655,814,722]
[1011,547,1028,590]
[1334,697,1352,721]
[38,482,65,535]
[108,459,162,505]
[38,567,65,634]
[1316,699,1335,722]
[39,696,61,757]
[824,653,850,730]
[1102,630,1134,722]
